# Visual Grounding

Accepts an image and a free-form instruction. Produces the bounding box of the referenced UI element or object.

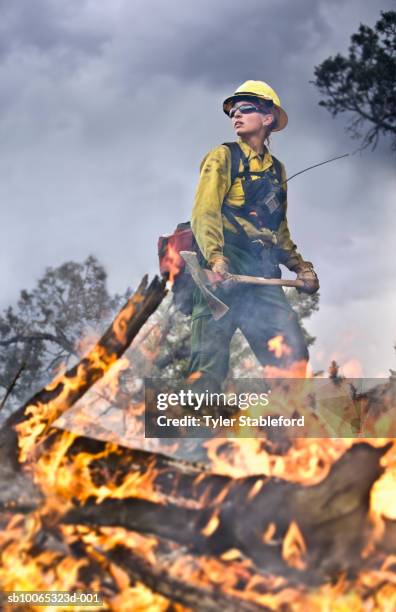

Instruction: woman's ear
[262,113,274,127]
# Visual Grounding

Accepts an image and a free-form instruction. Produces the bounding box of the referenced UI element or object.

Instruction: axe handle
[230,274,304,288]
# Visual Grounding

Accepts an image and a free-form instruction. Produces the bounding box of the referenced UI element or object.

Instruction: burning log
[0,275,167,468]
[105,543,268,612]
[63,443,391,582]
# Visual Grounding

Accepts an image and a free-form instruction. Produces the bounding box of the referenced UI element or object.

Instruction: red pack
[158,222,194,280]
[158,222,196,314]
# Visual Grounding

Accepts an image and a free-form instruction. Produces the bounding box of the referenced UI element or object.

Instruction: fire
[0,514,88,594]
[16,343,120,463]
[201,514,220,537]
[268,335,292,359]
[204,437,350,482]
[161,242,184,287]
[204,438,271,478]
[263,335,314,377]
[341,358,364,377]
[220,548,244,561]
[112,290,147,345]
[187,370,203,382]
[33,434,163,507]
[282,521,307,571]
[2,302,396,610]
[262,522,277,544]
[263,359,310,378]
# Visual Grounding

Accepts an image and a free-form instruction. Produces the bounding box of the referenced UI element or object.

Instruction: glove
[211,255,230,278]
[293,261,319,295]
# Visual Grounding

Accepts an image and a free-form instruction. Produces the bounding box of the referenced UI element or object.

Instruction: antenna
[283,153,349,185]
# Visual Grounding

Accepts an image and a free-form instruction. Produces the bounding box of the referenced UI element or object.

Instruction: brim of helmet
[222,93,288,131]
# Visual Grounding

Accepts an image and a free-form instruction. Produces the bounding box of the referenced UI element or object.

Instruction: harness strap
[222,142,243,184]
[270,156,283,184]
[221,142,282,247]
[222,141,283,185]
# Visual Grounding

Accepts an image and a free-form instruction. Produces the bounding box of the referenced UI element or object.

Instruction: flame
[201,514,220,537]
[3,309,396,611]
[112,295,144,345]
[203,436,353,482]
[268,335,292,359]
[204,438,271,479]
[372,470,396,521]
[16,343,119,463]
[264,335,312,378]
[33,436,162,507]
[282,521,307,571]
[220,548,244,561]
[161,242,184,287]
[341,358,364,378]
[187,371,203,382]
[109,584,171,612]
[0,513,88,594]
[262,522,277,544]
[262,359,310,378]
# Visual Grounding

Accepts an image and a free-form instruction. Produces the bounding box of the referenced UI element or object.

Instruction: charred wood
[106,544,268,612]
[63,443,390,581]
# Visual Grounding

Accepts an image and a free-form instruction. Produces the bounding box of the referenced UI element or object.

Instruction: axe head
[180,251,229,320]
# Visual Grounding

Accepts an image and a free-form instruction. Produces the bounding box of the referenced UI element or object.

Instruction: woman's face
[230,99,273,138]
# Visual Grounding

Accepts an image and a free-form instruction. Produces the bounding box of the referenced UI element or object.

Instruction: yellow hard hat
[223,80,288,131]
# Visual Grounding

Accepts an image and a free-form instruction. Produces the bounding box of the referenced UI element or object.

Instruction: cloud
[0,0,394,375]
[0,0,110,58]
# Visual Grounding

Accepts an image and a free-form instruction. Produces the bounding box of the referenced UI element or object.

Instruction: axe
[180,251,304,321]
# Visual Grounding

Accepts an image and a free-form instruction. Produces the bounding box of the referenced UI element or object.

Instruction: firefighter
[187,80,319,392]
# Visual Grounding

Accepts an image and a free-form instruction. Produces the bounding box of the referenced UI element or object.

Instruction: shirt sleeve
[191,145,231,265]
[276,162,305,270]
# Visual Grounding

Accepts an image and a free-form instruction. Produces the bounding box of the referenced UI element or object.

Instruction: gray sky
[0,0,395,376]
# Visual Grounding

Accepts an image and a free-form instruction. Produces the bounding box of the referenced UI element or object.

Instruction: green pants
[187,239,308,389]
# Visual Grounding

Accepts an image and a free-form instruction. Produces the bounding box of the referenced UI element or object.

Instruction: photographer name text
[156,414,304,428]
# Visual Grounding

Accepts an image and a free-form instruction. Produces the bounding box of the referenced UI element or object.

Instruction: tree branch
[0,333,77,356]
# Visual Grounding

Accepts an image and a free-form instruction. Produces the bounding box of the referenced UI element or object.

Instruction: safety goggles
[228,102,264,118]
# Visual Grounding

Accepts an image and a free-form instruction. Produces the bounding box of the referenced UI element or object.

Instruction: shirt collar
[237,138,273,168]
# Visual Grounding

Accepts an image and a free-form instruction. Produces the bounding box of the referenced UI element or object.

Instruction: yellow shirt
[191,140,304,269]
